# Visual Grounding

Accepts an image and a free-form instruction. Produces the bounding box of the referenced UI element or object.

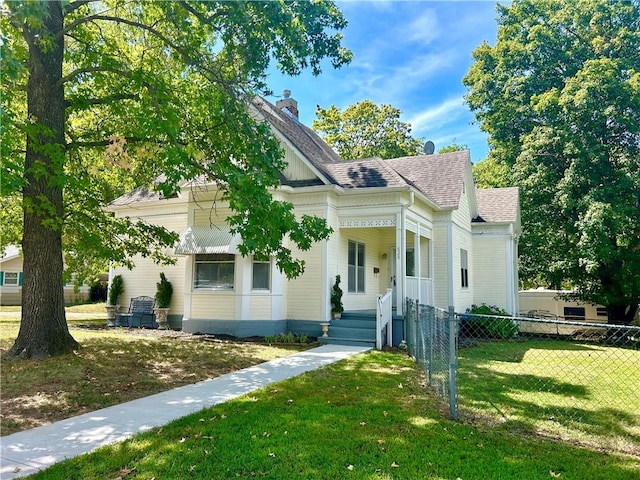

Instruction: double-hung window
[252,258,271,291]
[3,272,19,286]
[348,240,365,293]
[460,249,469,288]
[194,254,235,289]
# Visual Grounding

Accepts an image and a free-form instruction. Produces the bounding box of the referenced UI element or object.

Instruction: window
[348,240,365,293]
[564,307,585,322]
[252,259,270,291]
[3,272,19,286]
[194,254,235,289]
[596,307,608,317]
[460,249,469,288]
[406,248,415,277]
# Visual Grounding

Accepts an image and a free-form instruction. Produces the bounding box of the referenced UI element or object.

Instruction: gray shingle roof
[326,157,408,189]
[474,187,520,223]
[385,151,470,208]
[252,97,341,184]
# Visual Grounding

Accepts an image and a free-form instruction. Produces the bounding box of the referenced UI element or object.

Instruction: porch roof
[175,226,241,255]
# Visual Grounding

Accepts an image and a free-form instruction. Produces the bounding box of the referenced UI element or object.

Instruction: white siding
[452,223,473,312]
[281,144,318,181]
[472,236,509,309]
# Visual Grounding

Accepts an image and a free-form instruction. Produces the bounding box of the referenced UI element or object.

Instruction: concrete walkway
[1,344,371,479]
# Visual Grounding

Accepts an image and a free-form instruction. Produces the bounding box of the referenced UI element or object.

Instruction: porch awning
[174,226,241,255]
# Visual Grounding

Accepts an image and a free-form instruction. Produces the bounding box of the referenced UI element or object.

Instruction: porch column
[396,211,404,315]
[414,226,421,303]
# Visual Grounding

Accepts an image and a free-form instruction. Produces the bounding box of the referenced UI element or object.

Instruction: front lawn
[0,305,308,436]
[26,351,640,480]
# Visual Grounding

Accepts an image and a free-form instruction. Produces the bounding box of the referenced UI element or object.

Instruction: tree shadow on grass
[458,352,640,455]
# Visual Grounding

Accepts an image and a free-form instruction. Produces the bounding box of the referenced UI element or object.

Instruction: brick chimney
[276,89,299,118]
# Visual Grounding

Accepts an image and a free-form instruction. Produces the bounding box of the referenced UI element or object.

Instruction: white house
[108,93,520,345]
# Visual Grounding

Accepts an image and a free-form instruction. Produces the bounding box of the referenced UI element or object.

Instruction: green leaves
[464,0,640,321]
[2,0,352,281]
[312,100,423,160]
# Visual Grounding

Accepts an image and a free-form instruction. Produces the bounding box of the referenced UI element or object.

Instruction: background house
[108,94,521,344]
[0,246,91,306]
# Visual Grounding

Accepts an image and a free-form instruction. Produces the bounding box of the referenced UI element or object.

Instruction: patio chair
[115,296,157,328]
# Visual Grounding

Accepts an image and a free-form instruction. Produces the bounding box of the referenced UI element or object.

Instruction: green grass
[25,351,640,480]
[458,338,640,455]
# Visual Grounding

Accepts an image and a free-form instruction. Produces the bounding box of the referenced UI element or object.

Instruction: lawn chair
[115,296,157,328]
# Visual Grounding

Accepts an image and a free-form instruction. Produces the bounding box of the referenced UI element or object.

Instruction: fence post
[427,305,434,385]
[448,306,458,420]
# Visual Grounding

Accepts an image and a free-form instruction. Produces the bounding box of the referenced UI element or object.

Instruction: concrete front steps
[318,310,377,348]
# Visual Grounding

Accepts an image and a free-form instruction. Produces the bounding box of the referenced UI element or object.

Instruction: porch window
[252,259,270,291]
[348,240,365,293]
[406,248,415,277]
[194,254,235,289]
[460,249,469,288]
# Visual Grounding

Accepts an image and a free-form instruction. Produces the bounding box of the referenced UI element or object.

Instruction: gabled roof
[252,97,341,184]
[109,96,517,226]
[385,151,470,209]
[474,187,520,223]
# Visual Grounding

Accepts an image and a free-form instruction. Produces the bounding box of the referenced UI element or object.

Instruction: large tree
[1,0,351,359]
[464,0,640,324]
[312,100,423,160]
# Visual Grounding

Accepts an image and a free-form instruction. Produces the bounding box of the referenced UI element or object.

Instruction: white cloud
[407,96,466,133]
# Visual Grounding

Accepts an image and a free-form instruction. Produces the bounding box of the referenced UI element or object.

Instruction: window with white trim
[4,272,19,286]
[348,240,365,293]
[460,249,469,288]
[252,259,271,291]
[194,254,235,289]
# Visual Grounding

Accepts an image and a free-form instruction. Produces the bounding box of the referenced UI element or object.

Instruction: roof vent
[276,89,299,119]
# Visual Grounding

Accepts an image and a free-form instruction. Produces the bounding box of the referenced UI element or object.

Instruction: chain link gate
[405,299,640,453]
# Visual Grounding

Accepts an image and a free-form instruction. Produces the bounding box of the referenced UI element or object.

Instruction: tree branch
[56,66,128,86]
[65,93,139,110]
[63,0,100,14]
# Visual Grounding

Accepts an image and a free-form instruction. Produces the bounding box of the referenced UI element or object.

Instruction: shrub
[107,275,124,306]
[331,275,343,314]
[155,273,173,308]
[461,303,518,339]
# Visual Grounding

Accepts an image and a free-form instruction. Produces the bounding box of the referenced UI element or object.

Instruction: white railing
[376,288,393,349]
[406,277,434,305]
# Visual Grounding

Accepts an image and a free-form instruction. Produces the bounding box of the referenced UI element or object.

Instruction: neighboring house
[0,246,90,305]
[108,93,521,344]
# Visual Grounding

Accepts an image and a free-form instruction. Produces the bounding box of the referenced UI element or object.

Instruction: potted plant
[155,272,173,329]
[106,274,124,326]
[330,274,343,320]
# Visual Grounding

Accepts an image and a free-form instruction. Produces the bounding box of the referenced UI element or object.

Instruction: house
[0,246,91,305]
[108,93,521,345]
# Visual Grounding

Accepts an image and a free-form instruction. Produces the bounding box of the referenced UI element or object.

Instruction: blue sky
[266,0,501,163]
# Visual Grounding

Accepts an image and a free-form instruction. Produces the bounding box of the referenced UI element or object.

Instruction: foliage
[155,273,173,308]
[107,275,124,307]
[472,157,512,189]
[463,0,640,324]
[437,143,468,154]
[461,304,518,339]
[264,332,310,344]
[1,0,352,357]
[330,275,344,314]
[312,100,423,159]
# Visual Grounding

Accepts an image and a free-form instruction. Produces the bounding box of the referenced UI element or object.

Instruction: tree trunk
[6,1,78,359]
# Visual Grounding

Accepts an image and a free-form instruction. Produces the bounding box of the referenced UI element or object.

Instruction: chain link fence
[404,299,640,453]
